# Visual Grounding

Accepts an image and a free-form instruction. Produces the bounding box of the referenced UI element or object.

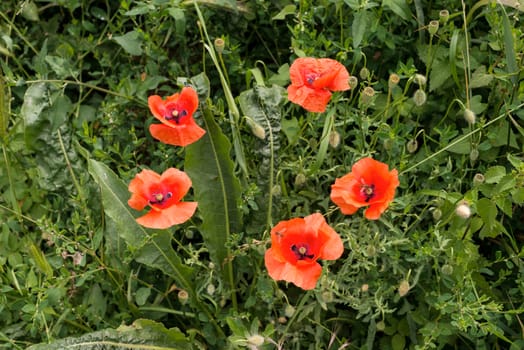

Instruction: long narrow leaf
[27,319,194,350]
[184,105,243,294]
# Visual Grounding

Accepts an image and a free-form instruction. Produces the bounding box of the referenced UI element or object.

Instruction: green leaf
[383,0,412,20]
[484,166,506,184]
[112,30,143,56]
[185,105,243,281]
[272,4,296,20]
[27,319,194,350]
[391,333,406,350]
[352,10,369,49]
[88,159,194,290]
[281,117,299,145]
[477,198,497,229]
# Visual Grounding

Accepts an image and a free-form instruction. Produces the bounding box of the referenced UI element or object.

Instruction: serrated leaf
[484,166,506,184]
[477,198,497,228]
[185,105,243,279]
[27,319,194,350]
[113,30,143,56]
[88,159,194,291]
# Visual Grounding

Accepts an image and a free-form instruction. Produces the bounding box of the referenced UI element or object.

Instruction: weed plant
[0,0,523,349]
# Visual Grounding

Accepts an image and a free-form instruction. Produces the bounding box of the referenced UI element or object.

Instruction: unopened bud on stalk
[455,201,471,219]
[361,86,375,105]
[348,76,359,89]
[413,89,427,106]
[246,118,266,139]
[413,74,427,86]
[441,264,453,275]
[294,173,306,187]
[359,67,370,80]
[432,208,442,221]
[206,284,216,295]
[470,148,479,162]
[407,139,418,153]
[464,108,476,124]
[398,280,410,297]
[329,130,341,148]
[361,284,369,292]
[214,38,225,54]
[439,10,450,23]
[428,20,440,36]
[388,73,400,89]
[284,304,295,318]
[247,334,265,346]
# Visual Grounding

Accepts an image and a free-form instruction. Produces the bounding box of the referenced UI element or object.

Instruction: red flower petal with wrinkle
[147,87,205,146]
[331,157,399,220]
[287,57,350,113]
[128,168,197,229]
[264,213,343,290]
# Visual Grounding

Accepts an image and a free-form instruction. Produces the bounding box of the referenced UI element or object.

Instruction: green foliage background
[0,0,523,349]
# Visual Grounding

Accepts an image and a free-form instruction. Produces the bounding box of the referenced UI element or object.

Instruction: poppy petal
[265,248,322,290]
[149,122,206,147]
[304,214,343,260]
[148,95,170,120]
[128,169,162,210]
[161,168,193,201]
[316,58,350,91]
[287,85,332,113]
[136,202,198,229]
[177,87,199,116]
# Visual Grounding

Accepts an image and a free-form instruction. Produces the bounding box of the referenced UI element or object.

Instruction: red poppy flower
[128,168,198,229]
[148,87,205,146]
[264,213,343,290]
[330,157,399,220]
[287,57,350,113]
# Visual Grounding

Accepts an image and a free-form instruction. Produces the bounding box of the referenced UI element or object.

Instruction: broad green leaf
[112,30,143,56]
[477,198,497,229]
[272,4,296,20]
[470,66,494,88]
[281,116,299,145]
[352,10,369,49]
[391,334,406,350]
[484,166,506,184]
[185,105,243,279]
[88,159,194,291]
[21,82,49,131]
[383,0,412,20]
[27,319,194,350]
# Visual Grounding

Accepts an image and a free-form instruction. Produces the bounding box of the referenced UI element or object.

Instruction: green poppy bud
[413,89,427,106]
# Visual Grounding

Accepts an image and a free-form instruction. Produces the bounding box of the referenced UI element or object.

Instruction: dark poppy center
[291,243,314,260]
[164,109,188,124]
[305,73,320,85]
[149,191,172,205]
[360,184,375,202]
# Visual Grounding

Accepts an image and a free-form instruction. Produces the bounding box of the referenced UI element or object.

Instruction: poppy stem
[400,101,524,175]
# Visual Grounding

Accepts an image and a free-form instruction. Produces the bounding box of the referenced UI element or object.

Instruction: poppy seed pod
[178,290,189,304]
[294,173,307,187]
[413,89,427,106]
[361,86,375,105]
[432,208,442,221]
[439,10,450,23]
[388,73,400,89]
[284,304,295,318]
[441,264,453,275]
[473,173,485,185]
[455,201,471,219]
[214,38,225,54]
[428,20,440,36]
